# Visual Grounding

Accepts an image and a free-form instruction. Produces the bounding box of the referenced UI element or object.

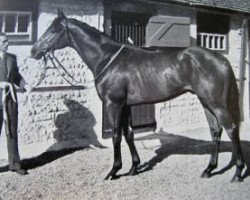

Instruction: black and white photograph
[0,0,250,199]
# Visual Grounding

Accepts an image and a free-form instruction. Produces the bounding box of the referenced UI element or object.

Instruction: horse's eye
[52,26,63,33]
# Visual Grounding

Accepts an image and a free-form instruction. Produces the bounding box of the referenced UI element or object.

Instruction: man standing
[0,32,28,175]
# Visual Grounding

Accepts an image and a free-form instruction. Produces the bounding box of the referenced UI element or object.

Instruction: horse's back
[102,45,236,106]
[122,47,191,104]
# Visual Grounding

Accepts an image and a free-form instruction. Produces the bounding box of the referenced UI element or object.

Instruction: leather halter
[45,19,125,88]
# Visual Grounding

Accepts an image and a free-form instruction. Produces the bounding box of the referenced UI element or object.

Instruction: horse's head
[31,10,70,60]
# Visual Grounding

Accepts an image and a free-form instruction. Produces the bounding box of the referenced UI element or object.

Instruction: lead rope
[47,44,126,89]
[48,55,80,87]
[0,82,17,136]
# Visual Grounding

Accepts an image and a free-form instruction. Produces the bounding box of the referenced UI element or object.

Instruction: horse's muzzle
[30,46,51,60]
[30,48,43,60]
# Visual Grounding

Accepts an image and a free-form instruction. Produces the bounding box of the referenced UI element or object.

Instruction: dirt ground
[0,128,250,200]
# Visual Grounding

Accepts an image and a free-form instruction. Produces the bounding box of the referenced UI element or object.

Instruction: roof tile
[140,0,250,14]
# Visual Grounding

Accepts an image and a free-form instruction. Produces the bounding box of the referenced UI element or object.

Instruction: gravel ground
[0,129,250,200]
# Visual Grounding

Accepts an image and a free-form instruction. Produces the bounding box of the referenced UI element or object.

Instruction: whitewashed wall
[154,6,249,133]
[0,0,106,159]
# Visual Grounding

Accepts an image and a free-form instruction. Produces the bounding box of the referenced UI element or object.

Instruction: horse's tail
[228,67,241,126]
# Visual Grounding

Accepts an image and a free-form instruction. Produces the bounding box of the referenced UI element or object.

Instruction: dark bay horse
[31,10,245,182]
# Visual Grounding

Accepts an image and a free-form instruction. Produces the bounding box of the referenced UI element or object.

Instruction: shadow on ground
[1,131,249,180]
[0,98,105,173]
[0,147,88,173]
[135,131,250,180]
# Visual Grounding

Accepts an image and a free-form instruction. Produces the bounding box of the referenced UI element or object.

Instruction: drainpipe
[239,18,248,121]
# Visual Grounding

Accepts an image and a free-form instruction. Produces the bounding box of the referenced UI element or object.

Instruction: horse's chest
[96,77,127,102]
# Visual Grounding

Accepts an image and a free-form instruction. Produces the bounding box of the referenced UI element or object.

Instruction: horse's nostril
[30,48,43,60]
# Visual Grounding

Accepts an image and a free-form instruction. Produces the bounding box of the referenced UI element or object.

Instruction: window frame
[0,10,32,43]
[197,32,227,51]
[197,12,229,52]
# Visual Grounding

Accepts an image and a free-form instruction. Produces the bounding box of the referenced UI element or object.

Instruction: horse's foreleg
[122,106,140,176]
[104,102,123,180]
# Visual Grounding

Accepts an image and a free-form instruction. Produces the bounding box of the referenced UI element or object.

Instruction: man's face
[0,35,8,52]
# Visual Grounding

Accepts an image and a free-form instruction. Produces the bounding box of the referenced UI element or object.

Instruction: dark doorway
[111,11,150,46]
[111,11,156,133]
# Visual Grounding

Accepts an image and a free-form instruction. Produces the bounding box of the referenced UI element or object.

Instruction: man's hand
[0,81,17,102]
[0,81,12,89]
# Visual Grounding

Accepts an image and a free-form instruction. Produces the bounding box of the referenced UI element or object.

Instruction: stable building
[0,0,250,157]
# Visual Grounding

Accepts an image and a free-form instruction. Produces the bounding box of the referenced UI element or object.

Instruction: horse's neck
[69,25,121,76]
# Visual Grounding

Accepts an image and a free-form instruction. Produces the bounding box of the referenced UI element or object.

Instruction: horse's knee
[112,132,122,144]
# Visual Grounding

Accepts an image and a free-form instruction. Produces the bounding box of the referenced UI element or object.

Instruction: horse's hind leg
[214,107,245,182]
[201,106,223,178]
[122,105,140,175]
[104,102,124,180]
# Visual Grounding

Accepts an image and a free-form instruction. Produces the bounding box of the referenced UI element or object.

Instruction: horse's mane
[69,18,117,43]
[68,17,160,53]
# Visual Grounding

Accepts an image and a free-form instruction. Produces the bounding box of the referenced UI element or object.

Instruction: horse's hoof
[231,176,244,183]
[129,166,139,176]
[201,171,211,178]
[104,174,111,180]
[104,173,120,180]
[129,169,138,176]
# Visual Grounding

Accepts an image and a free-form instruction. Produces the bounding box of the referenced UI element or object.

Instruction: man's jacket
[0,52,25,107]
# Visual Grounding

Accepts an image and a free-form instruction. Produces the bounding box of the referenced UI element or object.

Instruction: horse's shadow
[52,98,104,149]
[134,131,250,179]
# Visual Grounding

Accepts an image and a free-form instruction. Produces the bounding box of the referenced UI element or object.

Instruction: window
[197,12,229,51]
[0,11,32,43]
[197,33,227,51]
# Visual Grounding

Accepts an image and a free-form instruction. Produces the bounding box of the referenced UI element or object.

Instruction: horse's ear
[58,9,66,19]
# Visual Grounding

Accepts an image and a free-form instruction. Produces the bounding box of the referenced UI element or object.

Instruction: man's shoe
[10,169,28,175]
